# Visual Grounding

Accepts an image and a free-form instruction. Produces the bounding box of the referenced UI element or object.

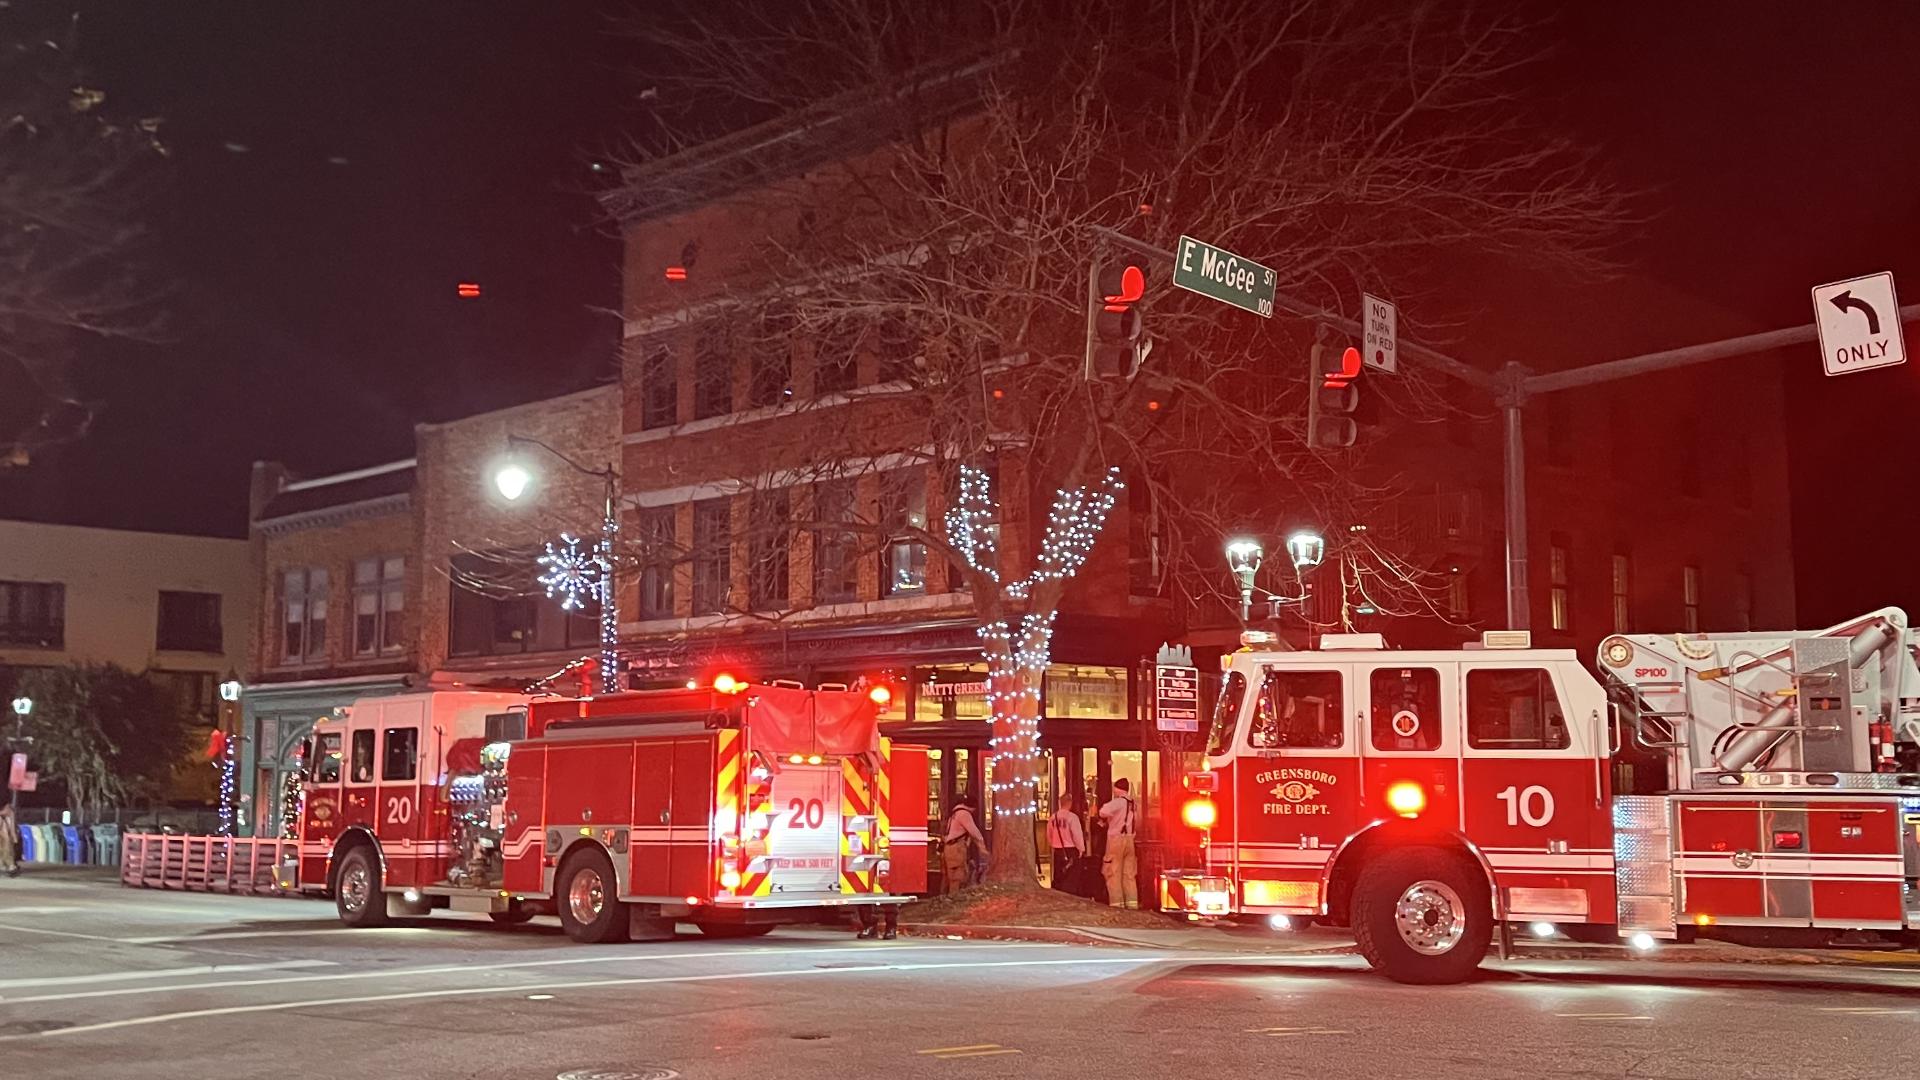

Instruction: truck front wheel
[334,847,389,929]
[1351,847,1491,984]
[557,848,629,944]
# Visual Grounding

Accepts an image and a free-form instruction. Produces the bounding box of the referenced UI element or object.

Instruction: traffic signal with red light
[1085,256,1151,381]
[1307,342,1361,449]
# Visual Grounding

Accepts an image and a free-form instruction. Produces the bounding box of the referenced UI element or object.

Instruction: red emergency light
[664,266,688,282]
[456,282,481,298]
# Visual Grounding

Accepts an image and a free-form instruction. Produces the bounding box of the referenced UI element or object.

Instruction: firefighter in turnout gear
[1098,778,1139,909]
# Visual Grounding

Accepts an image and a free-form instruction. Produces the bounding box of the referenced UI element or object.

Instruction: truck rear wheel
[1352,847,1491,984]
[334,847,389,929]
[557,848,629,944]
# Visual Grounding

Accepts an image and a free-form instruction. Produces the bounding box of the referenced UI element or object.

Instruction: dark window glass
[881,470,928,597]
[1126,481,1162,597]
[349,729,376,783]
[641,347,678,429]
[693,328,733,419]
[1466,668,1570,750]
[381,727,418,781]
[156,591,223,653]
[814,319,859,395]
[314,733,343,784]
[447,551,597,657]
[1207,670,1248,757]
[747,316,792,411]
[0,580,66,649]
[691,498,732,615]
[876,314,921,384]
[280,568,328,663]
[1251,669,1343,749]
[1371,668,1443,751]
[748,490,790,610]
[813,480,860,604]
[636,507,678,619]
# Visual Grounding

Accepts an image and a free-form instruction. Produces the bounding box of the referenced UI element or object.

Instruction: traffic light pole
[1087,225,1920,633]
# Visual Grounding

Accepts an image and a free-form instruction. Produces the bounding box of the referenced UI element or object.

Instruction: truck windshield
[314,732,343,784]
[1206,670,1248,757]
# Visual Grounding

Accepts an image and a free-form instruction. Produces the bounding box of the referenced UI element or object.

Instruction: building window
[813,479,860,605]
[1682,565,1701,633]
[156,591,223,653]
[691,498,732,615]
[1466,668,1570,750]
[281,568,328,663]
[875,313,921,384]
[0,580,65,649]
[153,670,216,721]
[880,470,928,597]
[814,319,858,395]
[1611,552,1632,633]
[1544,395,1573,468]
[352,556,406,657]
[1445,570,1470,621]
[446,553,596,658]
[693,328,734,419]
[748,490,791,610]
[635,506,677,619]
[1548,535,1571,633]
[381,727,418,782]
[640,346,677,429]
[747,347,791,410]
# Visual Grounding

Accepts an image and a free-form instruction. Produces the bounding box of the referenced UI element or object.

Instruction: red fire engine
[279,677,928,941]
[1162,609,1920,983]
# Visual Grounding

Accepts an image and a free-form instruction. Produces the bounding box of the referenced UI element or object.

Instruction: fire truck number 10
[786,798,826,829]
[1496,785,1554,827]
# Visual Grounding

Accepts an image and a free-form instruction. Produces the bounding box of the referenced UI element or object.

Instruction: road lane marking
[0,953,1244,1042]
[0,907,82,915]
[1555,1013,1652,1021]
[120,927,445,944]
[0,961,333,991]
[1246,1026,1348,1036]
[918,1046,1022,1059]
[1818,1006,1914,1015]
[0,943,990,1006]
[0,922,133,944]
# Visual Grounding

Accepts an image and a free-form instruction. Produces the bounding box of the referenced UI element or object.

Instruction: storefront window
[914,665,991,722]
[1043,665,1129,718]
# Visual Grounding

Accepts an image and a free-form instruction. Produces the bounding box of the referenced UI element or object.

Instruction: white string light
[1006,468,1123,599]
[945,464,1001,580]
[537,533,601,611]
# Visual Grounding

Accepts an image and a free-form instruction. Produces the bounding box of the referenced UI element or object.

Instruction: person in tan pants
[1097,778,1139,909]
[941,796,984,893]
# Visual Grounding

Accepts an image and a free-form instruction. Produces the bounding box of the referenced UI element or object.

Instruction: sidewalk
[899,918,1920,991]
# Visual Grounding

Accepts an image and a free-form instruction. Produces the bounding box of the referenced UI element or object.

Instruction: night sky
[2,3,1916,625]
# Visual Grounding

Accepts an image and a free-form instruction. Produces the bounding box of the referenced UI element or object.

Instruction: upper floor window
[746,309,793,410]
[0,580,66,649]
[352,556,406,657]
[282,568,328,663]
[747,490,791,610]
[813,319,859,395]
[691,498,733,615]
[694,328,734,420]
[813,479,860,605]
[640,347,678,429]
[1682,565,1701,634]
[153,670,216,721]
[880,470,928,597]
[1251,668,1344,749]
[875,314,922,384]
[1611,552,1632,633]
[635,506,678,619]
[1466,668,1569,750]
[157,591,223,653]
[446,552,595,658]
[1548,534,1571,633]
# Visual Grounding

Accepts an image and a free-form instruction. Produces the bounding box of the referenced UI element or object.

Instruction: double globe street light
[1224,531,1325,622]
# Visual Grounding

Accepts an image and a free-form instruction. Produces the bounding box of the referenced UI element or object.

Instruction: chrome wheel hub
[341,864,369,914]
[568,868,606,925]
[1394,878,1466,955]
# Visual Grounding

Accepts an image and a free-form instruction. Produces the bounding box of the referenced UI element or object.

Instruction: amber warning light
[712,673,745,695]
[1384,781,1427,817]
[867,684,893,706]
[1182,796,1218,830]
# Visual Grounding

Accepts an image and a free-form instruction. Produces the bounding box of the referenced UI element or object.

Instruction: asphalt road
[3,870,1916,1080]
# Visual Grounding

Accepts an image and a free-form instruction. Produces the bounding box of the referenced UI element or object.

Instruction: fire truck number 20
[1496,785,1554,827]
[786,798,826,829]
[385,796,414,825]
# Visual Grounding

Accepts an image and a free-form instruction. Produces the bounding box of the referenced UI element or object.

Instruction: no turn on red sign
[1812,271,1906,377]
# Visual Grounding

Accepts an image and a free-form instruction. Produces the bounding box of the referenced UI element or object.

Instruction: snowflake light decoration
[537,533,604,611]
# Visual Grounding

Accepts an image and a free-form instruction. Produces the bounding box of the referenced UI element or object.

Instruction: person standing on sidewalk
[1097,779,1139,909]
[0,801,19,877]
[1046,797,1085,893]
[941,795,986,893]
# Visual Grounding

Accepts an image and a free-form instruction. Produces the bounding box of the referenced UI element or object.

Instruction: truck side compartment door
[629,741,674,897]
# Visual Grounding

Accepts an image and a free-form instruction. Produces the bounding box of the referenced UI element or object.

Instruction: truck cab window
[314,733,343,784]
[1466,668,1570,750]
[349,729,375,783]
[382,727,418,781]
[1206,670,1248,757]
[1251,669,1343,749]
[1371,668,1443,751]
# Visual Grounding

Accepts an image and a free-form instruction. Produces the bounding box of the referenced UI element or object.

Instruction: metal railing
[120,833,298,896]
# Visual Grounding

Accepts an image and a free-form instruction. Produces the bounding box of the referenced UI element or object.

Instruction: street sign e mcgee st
[1812,272,1905,377]
[1362,293,1397,373]
[1173,234,1276,318]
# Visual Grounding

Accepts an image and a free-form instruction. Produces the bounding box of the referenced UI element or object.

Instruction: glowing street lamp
[492,461,534,501]
[1225,538,1263,622]
[1286,531,1326,571]
[9,697,29,718]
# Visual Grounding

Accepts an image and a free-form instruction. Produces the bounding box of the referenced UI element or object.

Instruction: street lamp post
[492,436,623,695]
[8,697,28,719]
[1224,539,1263,623]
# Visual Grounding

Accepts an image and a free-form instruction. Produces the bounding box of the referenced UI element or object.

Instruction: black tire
[334,847,389,929]
[1351,847,1492,985]
[694,921,775,939]
[489,901,536,926]
[556,847,629,944]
